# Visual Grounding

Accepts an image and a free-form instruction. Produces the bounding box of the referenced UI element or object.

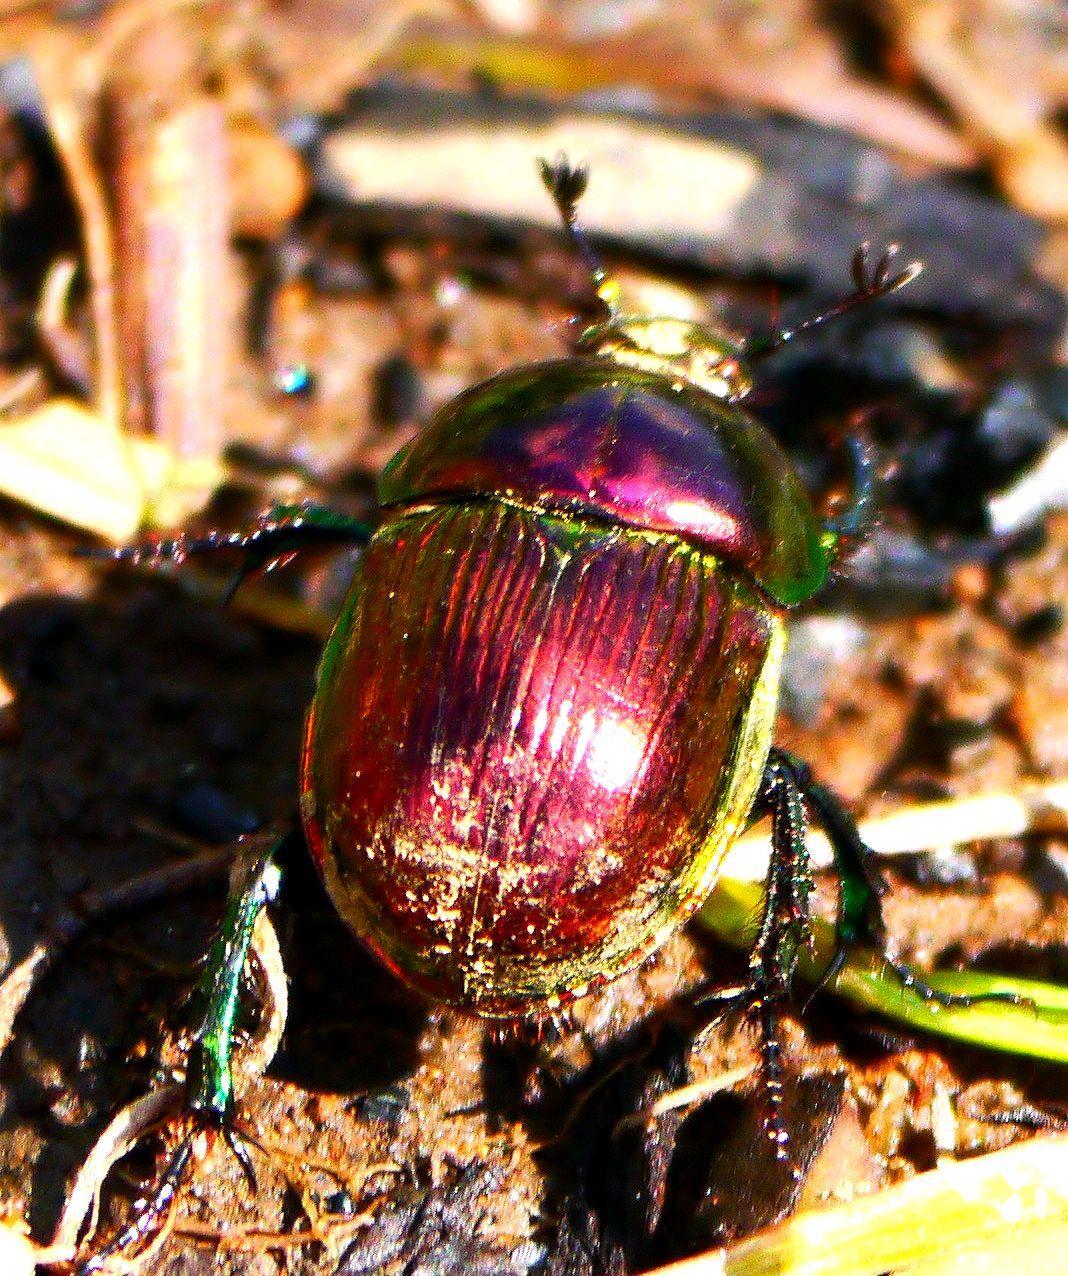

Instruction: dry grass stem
[721,780,1068,882]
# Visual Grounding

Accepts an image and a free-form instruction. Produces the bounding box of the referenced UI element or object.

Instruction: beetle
[78,157,1001,1272]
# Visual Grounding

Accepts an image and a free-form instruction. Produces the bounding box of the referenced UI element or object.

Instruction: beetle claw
[224,1125,259,1194]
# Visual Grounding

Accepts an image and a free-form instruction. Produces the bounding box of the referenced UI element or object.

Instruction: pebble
[0,672,19,742]
[975,378,1056,482]
[166,775,261,844]
[229,119,310,240]
[908,846,980,889]
[850,320,961,393]
[1013,602,1064,646]
[1012,654,1068,771]
[836,528,953,613]
[950,563,989,606]
[371,353,424,427]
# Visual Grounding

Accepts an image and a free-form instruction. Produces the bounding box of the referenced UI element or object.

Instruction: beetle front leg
[75,832,290,1275]
[821,435,878,559]
[86,500,372,599]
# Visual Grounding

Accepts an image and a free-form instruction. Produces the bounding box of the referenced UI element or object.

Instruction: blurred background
[0,2,1065,1273]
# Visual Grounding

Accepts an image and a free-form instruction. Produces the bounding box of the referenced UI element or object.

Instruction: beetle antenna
[744,244,922,361]
[538,154,620,321]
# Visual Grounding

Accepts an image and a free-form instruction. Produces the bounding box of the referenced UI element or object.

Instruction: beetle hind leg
[74,832,290,1274]
[702,749,816,1160]
[792,757,1027,1011]
[712,746,1029,1166]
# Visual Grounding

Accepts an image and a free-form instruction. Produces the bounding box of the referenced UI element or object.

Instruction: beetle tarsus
[184,834,288,1124]
[75,1133,195,1275]
[720,742,1026,1162]
[748,751,814,1155]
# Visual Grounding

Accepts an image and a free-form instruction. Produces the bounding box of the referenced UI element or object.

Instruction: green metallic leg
[87,500,372,599]
[185,837,286,1124]
[821,436,878,556]
[76,832,288,1276]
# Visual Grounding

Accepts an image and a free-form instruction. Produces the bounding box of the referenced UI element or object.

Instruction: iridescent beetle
[81,158,1003,1271]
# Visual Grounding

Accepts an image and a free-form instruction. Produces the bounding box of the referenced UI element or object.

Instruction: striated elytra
[301,355,820,1017]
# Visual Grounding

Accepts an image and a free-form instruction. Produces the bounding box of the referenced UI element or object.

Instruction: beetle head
[578,316,754,403]
[538,157,753,402]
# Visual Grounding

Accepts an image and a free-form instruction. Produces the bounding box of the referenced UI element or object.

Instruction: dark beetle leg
[784,752,1026,1010]
[76,1139,196,1276]
[84,500,371,599]
[706,747,1028,1168]
[75,833,289,1276]
[703,749,815,1159]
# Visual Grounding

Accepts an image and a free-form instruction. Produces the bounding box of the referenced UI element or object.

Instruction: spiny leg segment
[85,500,371,599]
[709,748,815,1158]
[720,747,1026,1161]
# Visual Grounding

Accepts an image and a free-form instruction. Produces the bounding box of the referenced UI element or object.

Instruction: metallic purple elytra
[300,356,814,1015]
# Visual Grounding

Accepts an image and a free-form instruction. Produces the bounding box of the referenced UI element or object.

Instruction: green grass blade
[700,876,1068,1063]
[640,1134,1068,1276]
